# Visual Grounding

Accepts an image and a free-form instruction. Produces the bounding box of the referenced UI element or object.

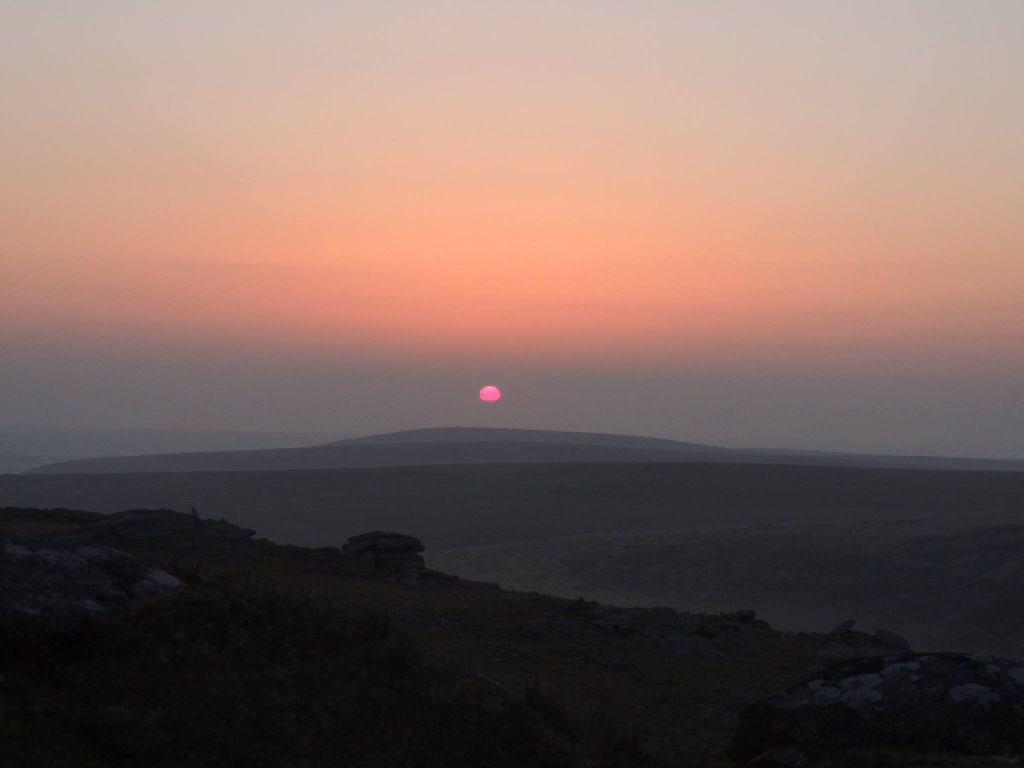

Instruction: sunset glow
[2,2,1023,454]
[3,2,1022,372]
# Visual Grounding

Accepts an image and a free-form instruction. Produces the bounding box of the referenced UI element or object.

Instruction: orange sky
[3,2,1023,371]
[1,2,1023,450]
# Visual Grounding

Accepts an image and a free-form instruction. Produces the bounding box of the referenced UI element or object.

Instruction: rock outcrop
[823,619,913,653]
[728,652,1024,766]
[80,507,256,542]
[337,531,499,589]
[1,533,182,639]
[873,628,911,650]
[342,531,425,575]
[2,508,494,590]
[826,619,856,636]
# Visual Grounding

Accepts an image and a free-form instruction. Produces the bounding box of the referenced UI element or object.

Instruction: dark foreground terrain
[2,507,1022,767]
[4,462,1021,659]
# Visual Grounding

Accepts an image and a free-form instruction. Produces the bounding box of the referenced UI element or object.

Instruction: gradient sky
[2,1,1023,456]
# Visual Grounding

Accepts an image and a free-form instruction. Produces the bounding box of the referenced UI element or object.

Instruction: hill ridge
[21,426,1024,474]
[323,426,724,451]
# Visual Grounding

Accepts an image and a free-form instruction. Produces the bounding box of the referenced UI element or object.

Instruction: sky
[1,1,1023,457]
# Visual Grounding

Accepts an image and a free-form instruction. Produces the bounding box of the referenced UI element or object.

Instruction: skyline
[2,2,1023,456]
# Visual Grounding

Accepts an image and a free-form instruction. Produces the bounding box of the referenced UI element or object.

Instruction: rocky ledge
[340,530,426,574]
[82,507,258,541]
[334,530,500,590]
[729,652,1024,767]
[1,533,182,639]
[1,506,498,590]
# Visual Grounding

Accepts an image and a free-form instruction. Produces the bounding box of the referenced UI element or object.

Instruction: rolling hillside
[0,428,343,474]
[4,461,1024,549]
[23,427,1024,474]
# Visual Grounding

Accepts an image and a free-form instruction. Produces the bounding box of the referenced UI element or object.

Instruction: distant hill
[0,428,344,474]
[325,427,723,451]
[23,426,1024,474]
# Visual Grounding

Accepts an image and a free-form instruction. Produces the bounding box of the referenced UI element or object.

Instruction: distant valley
[432,518,1024,658]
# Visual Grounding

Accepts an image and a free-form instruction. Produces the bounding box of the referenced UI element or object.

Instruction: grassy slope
[2,572,673,768]
[1,510,1017,768]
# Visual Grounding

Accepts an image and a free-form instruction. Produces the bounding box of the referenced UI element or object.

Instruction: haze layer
[2,2,1023,455]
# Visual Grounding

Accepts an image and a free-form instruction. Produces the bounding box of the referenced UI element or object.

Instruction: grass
[0,570,679,768]
[2,509,1016,768]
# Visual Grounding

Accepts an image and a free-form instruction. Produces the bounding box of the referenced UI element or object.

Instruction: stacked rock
[342,531,425,576]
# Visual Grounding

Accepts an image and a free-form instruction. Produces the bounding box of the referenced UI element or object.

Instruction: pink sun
[479,385,501,402]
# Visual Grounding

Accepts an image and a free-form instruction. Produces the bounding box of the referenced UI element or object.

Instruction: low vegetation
[1,572,673,768]
[3,508,1018,768]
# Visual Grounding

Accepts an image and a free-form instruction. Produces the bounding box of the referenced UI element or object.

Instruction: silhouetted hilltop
[0,427,344,474]
[22,427,1024,474]
[326,426,724,450]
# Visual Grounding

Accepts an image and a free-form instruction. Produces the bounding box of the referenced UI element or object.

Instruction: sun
[479,385,501,402]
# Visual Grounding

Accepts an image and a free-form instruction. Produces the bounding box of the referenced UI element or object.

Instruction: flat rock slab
[826,620,855,636]
[729,653,1024,766]
[341,539,373,556]
[346,531,425,552]
[1,533,182,638]
[873,628,911,650]
[375,536,426,552]
[342,530,428,575]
